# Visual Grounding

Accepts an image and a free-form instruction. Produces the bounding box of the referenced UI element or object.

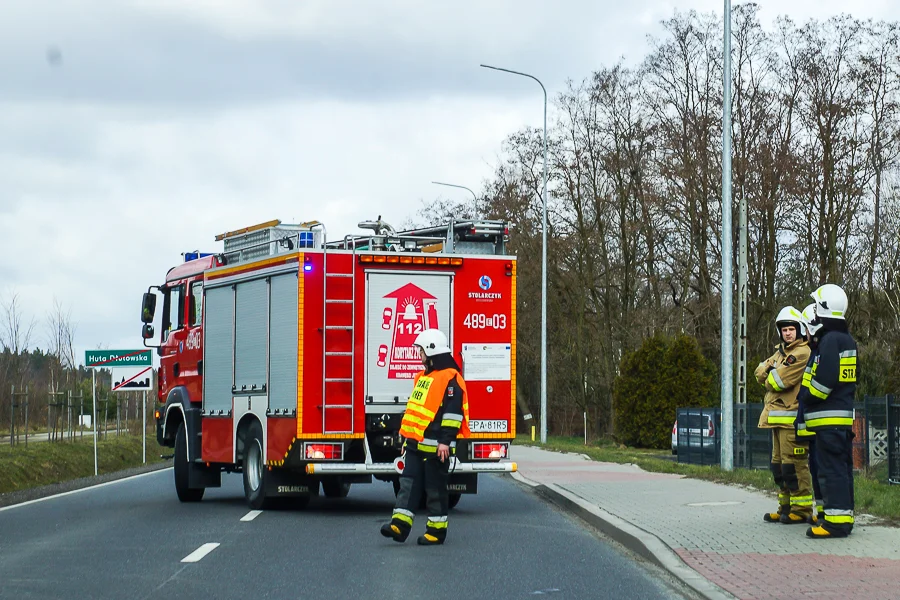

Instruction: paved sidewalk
[511,445,900,600]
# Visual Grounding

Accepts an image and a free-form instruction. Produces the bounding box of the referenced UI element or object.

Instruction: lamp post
[431,181,478,202]
[480,63,549,444]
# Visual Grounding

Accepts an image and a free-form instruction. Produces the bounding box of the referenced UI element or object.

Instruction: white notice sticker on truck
[469,420,508,433]
[461,343,511,381]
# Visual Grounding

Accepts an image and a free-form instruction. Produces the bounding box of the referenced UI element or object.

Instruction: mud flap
[185,408,221,489]
[264,469,318,497]
[448,473,478,495]
[188,462,222,489]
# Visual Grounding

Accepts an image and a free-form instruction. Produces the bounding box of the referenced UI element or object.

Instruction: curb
[511,471,735,600]
[0,461,172,508]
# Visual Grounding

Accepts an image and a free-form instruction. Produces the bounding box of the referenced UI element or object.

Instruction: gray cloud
[0,0,668,108]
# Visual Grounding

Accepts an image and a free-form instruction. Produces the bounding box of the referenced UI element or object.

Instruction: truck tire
[322,479,351,498]
[448,493,461,509]
[174,423,204,502]
[242,421,272,510]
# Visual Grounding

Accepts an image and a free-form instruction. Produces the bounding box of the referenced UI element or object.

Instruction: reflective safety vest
[399,368,470,451]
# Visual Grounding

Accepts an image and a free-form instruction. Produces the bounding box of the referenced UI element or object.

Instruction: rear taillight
[472,442,509,460]
[304,442,343,460]
[708,419,715,437]
[672,422,677,435]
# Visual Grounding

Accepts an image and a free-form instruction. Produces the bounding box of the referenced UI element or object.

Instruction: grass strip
[0,435,165,495]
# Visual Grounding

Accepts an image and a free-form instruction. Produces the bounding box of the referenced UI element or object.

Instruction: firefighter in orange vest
[380,329,470,546]
[755,306,814,524]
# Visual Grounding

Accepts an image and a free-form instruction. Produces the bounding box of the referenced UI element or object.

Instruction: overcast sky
[0,0,896,366]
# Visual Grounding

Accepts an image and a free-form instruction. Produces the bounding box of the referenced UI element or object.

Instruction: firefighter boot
[764,505,789,523]
[416,516,448,546]
[380,509,413,543]
[764,464,787,523]
[779,512,808,525]
[764,492,789,523]
[806,525,849,539]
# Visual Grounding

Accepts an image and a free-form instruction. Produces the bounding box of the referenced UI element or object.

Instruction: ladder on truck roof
[321,234,356,435]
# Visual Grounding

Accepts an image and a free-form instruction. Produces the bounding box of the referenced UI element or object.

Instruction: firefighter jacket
[796,320,857,431]
[755,339,810,429]
[399,356,471,455]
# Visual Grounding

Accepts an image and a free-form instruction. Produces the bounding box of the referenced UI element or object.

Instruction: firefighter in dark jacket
[380,329,470,546]
[797,284,858,539]
[755,306,813,524]
[799,303,824,523]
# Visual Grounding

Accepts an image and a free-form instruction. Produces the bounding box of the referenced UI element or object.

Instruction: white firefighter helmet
[810,283,848,320]
[801,303,822,336]
[775,306,805,340]
[414,329,451,357]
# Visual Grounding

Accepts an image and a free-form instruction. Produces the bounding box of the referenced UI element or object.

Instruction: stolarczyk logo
[478,275,492,291]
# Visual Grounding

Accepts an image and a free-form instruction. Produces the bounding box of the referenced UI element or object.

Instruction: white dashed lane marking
[181,543,220,563]
[241,510,262,522]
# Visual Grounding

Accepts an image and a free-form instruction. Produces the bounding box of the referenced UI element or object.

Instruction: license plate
[470,420,508,433]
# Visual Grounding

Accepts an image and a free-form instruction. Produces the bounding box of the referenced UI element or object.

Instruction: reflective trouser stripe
[392,509,414,526]
[791,495,814,506]
[825,514,854,524]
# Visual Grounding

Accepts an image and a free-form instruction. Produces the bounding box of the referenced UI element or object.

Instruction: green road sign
[85,349,152,368]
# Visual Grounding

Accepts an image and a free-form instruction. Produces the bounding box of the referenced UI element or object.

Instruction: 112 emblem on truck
[140,217,518,510]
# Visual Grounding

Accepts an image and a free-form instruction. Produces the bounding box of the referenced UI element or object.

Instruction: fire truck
[140,217,518,509]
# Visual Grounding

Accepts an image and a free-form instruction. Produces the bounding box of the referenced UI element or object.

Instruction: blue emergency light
[299,232,315,248]
[183,252,214,262]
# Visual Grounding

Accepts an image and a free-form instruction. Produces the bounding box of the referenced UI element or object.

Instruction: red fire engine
[141,217,518,509]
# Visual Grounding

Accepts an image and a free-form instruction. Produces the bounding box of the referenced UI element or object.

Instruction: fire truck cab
[141,217,517,509]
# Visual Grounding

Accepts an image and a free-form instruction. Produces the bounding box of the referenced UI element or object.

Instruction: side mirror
[141,292,157,323]
[142,324,155,340]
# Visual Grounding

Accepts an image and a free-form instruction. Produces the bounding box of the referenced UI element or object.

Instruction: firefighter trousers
[389,447,450,542]
[815,428,855,534]
[770,428,813,517]
[807,436,823,517]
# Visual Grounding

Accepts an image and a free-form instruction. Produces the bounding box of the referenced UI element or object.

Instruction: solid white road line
[240,510,262,522]
[181,543,220,563]
[0,467,172,513]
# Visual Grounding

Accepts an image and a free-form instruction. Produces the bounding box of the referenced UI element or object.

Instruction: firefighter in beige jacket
[755,306,813,524]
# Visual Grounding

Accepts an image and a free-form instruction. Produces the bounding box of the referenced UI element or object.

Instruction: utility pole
[720,0,734,471]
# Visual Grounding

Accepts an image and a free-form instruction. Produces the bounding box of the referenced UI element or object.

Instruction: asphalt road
[0,470,693,600]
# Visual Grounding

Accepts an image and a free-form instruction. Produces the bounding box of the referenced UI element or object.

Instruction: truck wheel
[322,479,351,498]
[242,421,272,510]
[448,493,461,509]
[174,423,204,502]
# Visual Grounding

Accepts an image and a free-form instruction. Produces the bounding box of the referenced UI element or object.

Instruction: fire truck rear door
[365,271,452,412]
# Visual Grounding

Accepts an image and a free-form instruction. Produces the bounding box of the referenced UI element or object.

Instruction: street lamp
[480,63,549,444]
[431,181,478,202]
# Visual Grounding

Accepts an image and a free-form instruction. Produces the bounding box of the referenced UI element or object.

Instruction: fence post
[67,390,73,441]
[9,385,15,446]
[23,387,28,447]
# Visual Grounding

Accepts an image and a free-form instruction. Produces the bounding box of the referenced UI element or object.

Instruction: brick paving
[512,445,900,599]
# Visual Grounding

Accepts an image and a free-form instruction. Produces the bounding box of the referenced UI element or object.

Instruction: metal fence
[886,396,900,485]
[678,397,900,483]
